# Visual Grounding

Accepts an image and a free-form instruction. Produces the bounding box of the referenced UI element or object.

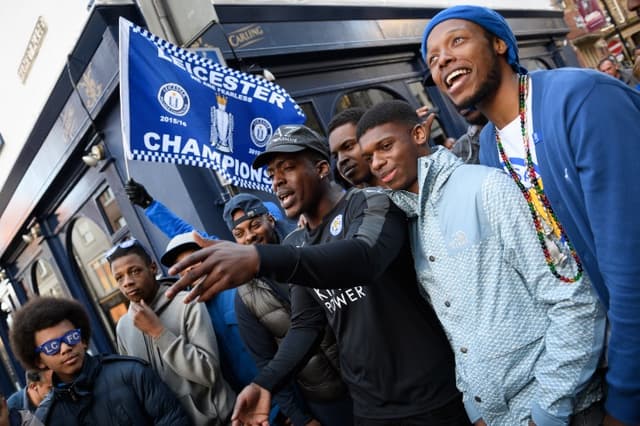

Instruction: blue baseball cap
[223,193,270,231]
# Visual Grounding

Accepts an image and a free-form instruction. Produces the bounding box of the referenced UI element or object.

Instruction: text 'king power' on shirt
[278,188,459,419]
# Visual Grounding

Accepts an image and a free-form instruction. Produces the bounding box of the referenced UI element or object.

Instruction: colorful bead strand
[494,74,583,283]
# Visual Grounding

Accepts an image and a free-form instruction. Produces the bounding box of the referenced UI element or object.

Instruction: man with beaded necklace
[423,5,640,426]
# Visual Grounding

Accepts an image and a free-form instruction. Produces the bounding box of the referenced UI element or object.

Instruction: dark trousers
[307,394,354,426]
[354,394,471,426]
[570,400,605,426]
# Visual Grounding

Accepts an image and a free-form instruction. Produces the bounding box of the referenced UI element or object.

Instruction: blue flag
[119,18,306,191]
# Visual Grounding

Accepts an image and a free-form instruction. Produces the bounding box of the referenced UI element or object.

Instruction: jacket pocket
[464,336,543,416]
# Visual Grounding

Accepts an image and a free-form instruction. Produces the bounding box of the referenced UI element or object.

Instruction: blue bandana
[421,5,527,74]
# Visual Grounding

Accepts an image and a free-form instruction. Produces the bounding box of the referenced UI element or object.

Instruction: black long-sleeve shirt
[253,188,459,419]
[234,284,315,426]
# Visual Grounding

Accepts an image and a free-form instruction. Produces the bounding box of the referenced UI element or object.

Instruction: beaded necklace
[494,74,583,283]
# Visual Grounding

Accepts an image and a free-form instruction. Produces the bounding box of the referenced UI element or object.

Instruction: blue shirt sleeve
[144,200,218,240]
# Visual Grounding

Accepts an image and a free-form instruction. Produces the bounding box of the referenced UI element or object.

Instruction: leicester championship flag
[119,17,306,191]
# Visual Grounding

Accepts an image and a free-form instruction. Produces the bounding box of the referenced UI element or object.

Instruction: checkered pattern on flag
[119,17,306,192]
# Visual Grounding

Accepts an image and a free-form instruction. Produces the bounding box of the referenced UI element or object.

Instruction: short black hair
[26,369,44,385]
[328,107,367,134]
[10,297,91,371]
[107,241,153,266]
[356,100,420,140]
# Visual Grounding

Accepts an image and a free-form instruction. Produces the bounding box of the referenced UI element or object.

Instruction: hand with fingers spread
[166,232,260,303]
[231,383,271,426]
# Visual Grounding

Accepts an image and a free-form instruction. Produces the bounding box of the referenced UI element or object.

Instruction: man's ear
[412,123,429,147]
[494,37,508,56]
[266,214,275,226]
[150,261,158,275]
[412,123,432,156]
[316,160,331,180]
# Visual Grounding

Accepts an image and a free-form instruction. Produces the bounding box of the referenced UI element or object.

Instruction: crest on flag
[158,83,190,116]
[119,17,306,192]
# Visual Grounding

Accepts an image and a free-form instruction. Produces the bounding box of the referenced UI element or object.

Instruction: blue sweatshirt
[480,68,640,425]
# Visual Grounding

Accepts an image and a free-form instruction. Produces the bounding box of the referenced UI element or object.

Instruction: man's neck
[305,183,345,229]
[479,68,521,130]
[144,285,160,305]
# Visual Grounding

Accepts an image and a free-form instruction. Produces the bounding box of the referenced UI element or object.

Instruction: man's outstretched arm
[167,191,408,302]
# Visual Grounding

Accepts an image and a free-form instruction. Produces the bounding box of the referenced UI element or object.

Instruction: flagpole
[124,153,131,181]
[119,18,132,183]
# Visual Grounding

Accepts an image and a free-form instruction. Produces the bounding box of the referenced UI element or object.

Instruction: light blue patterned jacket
[390,149,605,426]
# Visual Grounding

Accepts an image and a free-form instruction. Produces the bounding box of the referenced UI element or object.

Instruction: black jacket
[35,353,190,425]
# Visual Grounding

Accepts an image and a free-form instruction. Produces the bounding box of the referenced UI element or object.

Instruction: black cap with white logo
[252,124,330,169]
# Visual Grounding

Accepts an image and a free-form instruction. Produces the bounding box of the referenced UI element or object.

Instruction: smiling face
[231,211,277,245]
[328,122,373,186]
[266,152,328,219]
[111,253,158,304]
[359,121,429,193]
[35,320,86,384]
[426,19,505,109]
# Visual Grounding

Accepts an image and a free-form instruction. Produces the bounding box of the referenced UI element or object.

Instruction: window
[97,187,126,233]
[406,81,448,146]
[70,217,128,333]
[520,58,552,71]
[334,88,398,114]
[298,102,325,136]
[32,259,65,297]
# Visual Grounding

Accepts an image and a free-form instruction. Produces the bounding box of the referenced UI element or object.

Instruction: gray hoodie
[116,279,235,425]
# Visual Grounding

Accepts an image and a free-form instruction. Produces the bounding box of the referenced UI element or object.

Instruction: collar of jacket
[52,353,100,401]
[390,147,463,218]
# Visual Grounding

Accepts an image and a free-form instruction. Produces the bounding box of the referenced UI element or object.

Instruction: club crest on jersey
[330,214,343,236]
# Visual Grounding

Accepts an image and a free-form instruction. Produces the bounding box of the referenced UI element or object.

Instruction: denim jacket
[390,149,605,426]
